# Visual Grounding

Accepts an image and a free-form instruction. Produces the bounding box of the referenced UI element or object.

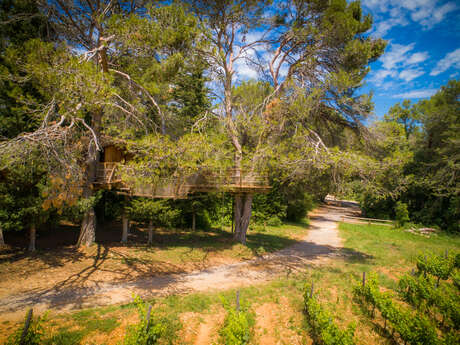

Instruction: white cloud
[381,43,415,69]
[369,43,429,85]
[381,81,397,90]
[363,0,389,12]
[374,17,409,37]
[364,1,457,32]
[370,69,397,85]
[418,2,457,28]
[407,52,429,64]
[392,88,438,98]
[399,69,424,81]
[430,48,460,76]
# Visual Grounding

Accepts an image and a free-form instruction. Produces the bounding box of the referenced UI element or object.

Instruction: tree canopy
[0,0,457,251]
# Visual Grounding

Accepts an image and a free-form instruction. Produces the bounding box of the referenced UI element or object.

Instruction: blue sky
[361,0,460,117]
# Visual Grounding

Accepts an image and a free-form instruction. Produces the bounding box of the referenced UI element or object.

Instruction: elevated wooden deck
[93,163,270,198]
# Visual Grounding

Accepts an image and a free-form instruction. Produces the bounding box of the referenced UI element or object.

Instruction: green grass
[339,223,460,268]
[128,220,310,266]
[43,329,86,345]
[70,308,119,333]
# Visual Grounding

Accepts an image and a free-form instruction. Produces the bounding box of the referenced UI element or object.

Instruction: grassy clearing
[2,222,458,344]
[131,220,310,265]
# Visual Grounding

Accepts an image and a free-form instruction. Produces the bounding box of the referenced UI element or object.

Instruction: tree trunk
[192,212,196,231]
[77,43,108,248]
[0,224,4,247]
[122,210,129,244]
[233,194,253,244]
[77,110,102,247]
[28,224,36,252]
[148,220,153,245]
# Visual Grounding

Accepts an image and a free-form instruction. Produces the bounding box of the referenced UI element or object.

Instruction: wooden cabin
[94,139,270,198]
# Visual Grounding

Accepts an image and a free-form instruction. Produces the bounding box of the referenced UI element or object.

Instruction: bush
[304,283,356,345]
[124,296,168,345]
[394,201,410,227]
[252,180,316,224]
[6,310,46,345]
[286,192,314,222]
[127,199,181,229]
[266,216,282,227]
[219,295,254,345]
[416,252,455,282]
[353,273,439,345]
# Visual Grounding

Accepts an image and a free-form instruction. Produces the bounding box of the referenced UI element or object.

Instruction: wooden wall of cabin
[101,145,124,163]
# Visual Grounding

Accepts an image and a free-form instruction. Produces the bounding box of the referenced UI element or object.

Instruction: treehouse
[94,140,270,198]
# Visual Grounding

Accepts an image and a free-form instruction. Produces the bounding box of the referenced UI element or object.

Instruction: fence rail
[341,215,394,227]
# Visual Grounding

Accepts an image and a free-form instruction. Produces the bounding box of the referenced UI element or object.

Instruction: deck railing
[94,163,270,198]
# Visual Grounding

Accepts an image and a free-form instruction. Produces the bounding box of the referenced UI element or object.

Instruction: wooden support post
[28,224,36,252]
[362,272,366,286]
[148,220,153,245]
[231,198,234,234]
[146,304,152,331]
[122,196,129,244]
[122,213,129,244]
[192,212,196,231]
[310,282,314,298]
[0,224,4,247]
[20,309,33,345]
[236,290,240,311]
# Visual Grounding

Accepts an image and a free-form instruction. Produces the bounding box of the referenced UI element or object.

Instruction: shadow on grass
[338,247,374,264]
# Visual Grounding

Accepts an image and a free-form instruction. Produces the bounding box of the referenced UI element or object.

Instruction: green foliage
[6,311,46,345]
[43,330,85,345]
[124,296,170,345]
[385,99,419,139]
[127,198,181,229]
[303,283,356,345]
[353,273,439,345]
[394,201,410,227]
[0,149,53,234]
[266,216,282,227]
[0,0,52,139]
[219,295,255,345]
[452,270,460,290]
[398,273,460,330]
[356,80,460,232]
[286,191,314,222]
[416,253,455,282]
[252,180,315,224]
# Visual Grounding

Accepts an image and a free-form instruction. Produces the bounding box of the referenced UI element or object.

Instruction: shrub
[266,216,282,227]
[6,310,46,345]
[219,295,254,345]
[394,201,410,227]
[452,270,460,290]
[286,192,314,222]
[127,198,181,229]
[304,283,356,345]
[416,253,455,283]
[354,273,439,345]
[124,296,168,345]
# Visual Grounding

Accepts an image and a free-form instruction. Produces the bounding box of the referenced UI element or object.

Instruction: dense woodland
[0,0,458,253]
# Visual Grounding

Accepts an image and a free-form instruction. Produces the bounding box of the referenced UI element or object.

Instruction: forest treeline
[0,0,457,251]
[347,80,459,232]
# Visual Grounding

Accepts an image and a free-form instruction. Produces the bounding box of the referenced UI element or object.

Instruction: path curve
[0,202,359,321]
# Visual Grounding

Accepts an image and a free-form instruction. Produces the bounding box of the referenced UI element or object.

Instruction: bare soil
[0,203,359,323]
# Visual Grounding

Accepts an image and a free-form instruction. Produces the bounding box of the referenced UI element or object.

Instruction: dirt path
[0,203,358,321]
